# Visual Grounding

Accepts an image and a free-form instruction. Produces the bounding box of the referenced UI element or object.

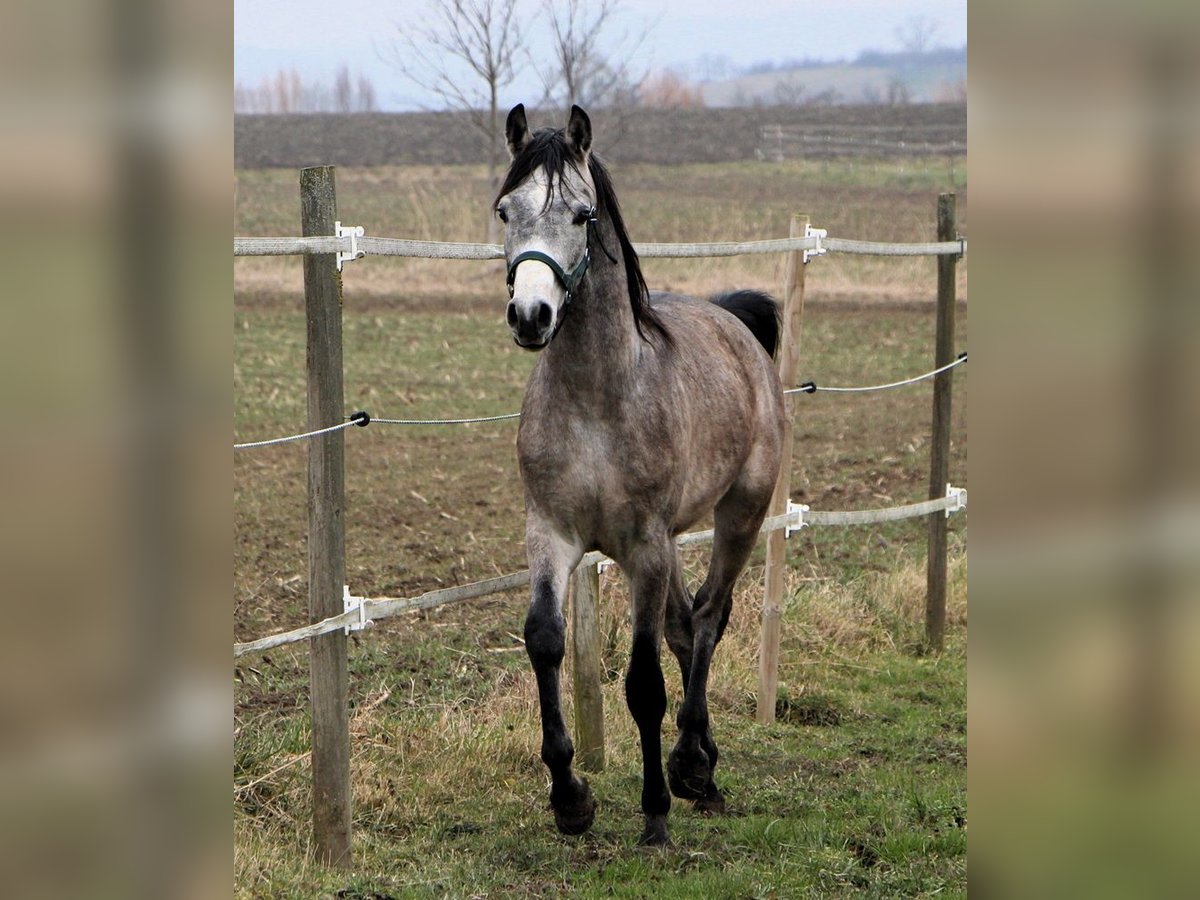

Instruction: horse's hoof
[667,745,711,801]
[551,778,596,836]
[638,815,672,848]
[693,789,726,815]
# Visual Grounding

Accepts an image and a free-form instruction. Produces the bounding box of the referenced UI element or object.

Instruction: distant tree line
[235,65,377,114]
[741,45,966,78]
[852,46,967,69]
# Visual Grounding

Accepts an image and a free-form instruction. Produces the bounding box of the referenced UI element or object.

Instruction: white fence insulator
[786,500,810,538]
[343,585,372,634]
[803,225,827,265]
[945,484,967,518]
[335,222,364,271]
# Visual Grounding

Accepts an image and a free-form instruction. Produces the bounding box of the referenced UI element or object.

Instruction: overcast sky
[235,0,967,110]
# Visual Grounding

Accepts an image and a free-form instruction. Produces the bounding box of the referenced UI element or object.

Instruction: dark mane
[495,127,669,344]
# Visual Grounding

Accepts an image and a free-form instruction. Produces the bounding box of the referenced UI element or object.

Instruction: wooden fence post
[301,165,352,868]
[926,193,958,652]
[571,563,606,772]
[756,214,809,725]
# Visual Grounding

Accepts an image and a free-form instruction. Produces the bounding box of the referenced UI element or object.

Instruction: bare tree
[385,0,526,201]
[695,53,734,82]
[886,77,913,106]
[537,0,649,109]
[895,15,939,56]
[274,70,299,113]
[334,66,354,113]
[805,87,841,107]
[772,76,807,107]
[357,75,377,112]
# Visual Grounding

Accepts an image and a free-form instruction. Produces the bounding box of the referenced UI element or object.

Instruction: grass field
[235,154,967,897]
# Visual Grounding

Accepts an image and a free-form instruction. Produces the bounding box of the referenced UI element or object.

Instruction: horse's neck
[543,232,642,394]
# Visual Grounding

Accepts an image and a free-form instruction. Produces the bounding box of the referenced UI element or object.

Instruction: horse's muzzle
[507,298,555,350]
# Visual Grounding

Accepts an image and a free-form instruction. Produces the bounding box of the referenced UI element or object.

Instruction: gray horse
[496,104,785,847]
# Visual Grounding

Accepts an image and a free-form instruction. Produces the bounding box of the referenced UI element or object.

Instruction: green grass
[236,553,965,898]
[235,158,967,896]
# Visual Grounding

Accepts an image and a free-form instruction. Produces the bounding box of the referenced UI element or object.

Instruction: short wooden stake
[302,165,352,868]
[757,214,809,725]
[571,562,606,772]
[926,193,958,652]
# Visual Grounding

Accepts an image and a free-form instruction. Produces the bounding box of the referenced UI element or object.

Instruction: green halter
[505,209,597,311]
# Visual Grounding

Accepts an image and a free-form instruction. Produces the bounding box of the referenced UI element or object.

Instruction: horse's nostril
[506,302,519,328]
[537,302,553,329]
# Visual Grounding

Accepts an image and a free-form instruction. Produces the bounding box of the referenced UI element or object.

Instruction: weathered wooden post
[301,165,352,867]
[926,193,958,652]
[571,563,606,772]
[756,214,809,725]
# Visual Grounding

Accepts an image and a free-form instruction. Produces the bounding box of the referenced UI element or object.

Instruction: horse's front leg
[523,519,593,835]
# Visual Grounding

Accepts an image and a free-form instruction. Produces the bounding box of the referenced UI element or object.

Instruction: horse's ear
[506,104,530,158]
[566,105,592,160]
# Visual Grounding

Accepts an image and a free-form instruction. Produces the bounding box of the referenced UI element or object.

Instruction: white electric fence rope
[235,233,967,260]
[234,487,966,658]
[784,353,967,395]
[232,355,967,448]
[370,412,523,426]
[233,419,359,451]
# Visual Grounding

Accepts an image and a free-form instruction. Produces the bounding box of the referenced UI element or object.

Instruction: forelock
[495,128,589,210]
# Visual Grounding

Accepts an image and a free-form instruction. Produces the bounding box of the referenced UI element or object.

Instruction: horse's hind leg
[669,487,769,813]
[523,520,593,835]
[664,549,694,693]
[623,537,675,846]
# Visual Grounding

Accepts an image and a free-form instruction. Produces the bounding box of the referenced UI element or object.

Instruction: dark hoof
[638,815,672,848]
[551,778,595,836]
[668,744,712,801]
[693,789,726,815]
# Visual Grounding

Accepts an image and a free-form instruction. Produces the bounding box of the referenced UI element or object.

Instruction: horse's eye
[572,208,590,226]
[496,208,508,223]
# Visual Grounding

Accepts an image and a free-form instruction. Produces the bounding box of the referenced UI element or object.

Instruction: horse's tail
[710,290,781,359]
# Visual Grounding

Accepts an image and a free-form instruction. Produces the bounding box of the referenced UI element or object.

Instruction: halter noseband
[505,208,597,314]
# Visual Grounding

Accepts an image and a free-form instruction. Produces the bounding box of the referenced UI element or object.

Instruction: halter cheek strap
[505,208,597,310]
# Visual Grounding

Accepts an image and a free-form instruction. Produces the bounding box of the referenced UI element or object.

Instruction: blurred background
[0,0,230,896]
[970,2,1200,895]
[1,0,1198,896]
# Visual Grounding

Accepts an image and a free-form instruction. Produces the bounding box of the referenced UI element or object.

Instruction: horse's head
[495,104,598,350]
